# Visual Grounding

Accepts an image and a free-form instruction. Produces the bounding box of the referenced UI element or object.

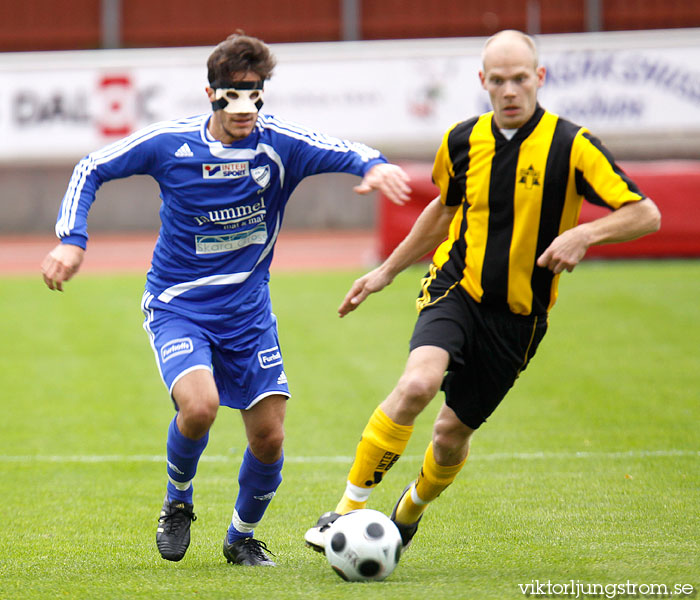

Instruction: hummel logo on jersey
[174,143,194,157]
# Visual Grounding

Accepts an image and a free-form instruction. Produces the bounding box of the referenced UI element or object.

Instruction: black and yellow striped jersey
[428,104,644,316]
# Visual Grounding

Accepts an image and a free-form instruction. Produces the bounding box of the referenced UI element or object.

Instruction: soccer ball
[325,509,403,582]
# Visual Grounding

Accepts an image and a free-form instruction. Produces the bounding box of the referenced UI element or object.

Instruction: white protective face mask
[211,80,264,114]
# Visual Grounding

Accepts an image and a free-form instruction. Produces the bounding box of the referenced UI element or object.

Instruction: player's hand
[41,243,85,291]
[536,225,591,274]
[353,163,411,206]
[338,267,394,317]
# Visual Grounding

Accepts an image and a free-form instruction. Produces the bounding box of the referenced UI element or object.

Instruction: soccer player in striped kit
[305,29,660,552]
[41,32,411,566]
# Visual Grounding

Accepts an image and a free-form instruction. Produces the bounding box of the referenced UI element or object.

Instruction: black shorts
[409,269,548,429]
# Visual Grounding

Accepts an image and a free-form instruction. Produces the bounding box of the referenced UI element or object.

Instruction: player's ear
[206,86,216,102]
[536,66,546,88]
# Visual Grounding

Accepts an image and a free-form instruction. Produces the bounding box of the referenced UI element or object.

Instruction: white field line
[1,449,698,464]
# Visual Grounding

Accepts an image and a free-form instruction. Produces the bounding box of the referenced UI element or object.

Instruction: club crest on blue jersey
[202,161,250,179]
[251,165,271,188]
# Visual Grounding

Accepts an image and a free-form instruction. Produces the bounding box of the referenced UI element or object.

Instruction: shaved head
[478,29,545,129]
[482,30,539,71]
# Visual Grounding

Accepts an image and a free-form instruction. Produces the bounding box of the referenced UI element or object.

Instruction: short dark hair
[207,32,276,86]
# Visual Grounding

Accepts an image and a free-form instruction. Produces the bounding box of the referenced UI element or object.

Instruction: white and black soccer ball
[325,509,403,582]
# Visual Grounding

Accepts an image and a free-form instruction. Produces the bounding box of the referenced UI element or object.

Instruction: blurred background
[1,0,698,258]
[2,0,698,50]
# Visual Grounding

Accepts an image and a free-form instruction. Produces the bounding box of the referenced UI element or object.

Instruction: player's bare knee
[397,371,441,406]
[248,430,285,463]
[180,398,218,434]
[387,379,440,424]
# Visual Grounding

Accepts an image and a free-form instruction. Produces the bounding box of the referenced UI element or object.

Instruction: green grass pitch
[1,260,698,599]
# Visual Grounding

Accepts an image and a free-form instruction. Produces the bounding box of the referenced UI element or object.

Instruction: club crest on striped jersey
[518,164,541,189]
[202,161,250,179]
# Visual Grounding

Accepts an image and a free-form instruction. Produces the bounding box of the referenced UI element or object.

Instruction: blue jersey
[56,112,386,315]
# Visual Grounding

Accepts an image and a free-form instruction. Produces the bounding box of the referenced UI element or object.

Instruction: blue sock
[166,416,209,505]
[227,447,283,543]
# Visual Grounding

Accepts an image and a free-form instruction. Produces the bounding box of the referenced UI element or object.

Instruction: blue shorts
[141,290,290,410]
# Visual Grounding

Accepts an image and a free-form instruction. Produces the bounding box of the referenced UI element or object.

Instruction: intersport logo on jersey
[202,162,250,179]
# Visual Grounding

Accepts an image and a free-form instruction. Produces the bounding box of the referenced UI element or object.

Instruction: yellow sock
[395,441,467,524]
[394,485,425,525]
[335,407,413,514]
[334,496,366,514]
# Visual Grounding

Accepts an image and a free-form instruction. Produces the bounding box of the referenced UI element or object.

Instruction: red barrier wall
[3,0,700,51]
[583,161,700,258]
[378,160,700,261]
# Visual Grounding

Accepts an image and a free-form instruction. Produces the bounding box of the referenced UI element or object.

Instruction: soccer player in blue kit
[40,33,411,566]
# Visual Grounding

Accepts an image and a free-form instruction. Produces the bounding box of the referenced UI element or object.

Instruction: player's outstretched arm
[338,196,458,317]
[41,243,86,291]
[353,163,412,206]
[537,197,661,274]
